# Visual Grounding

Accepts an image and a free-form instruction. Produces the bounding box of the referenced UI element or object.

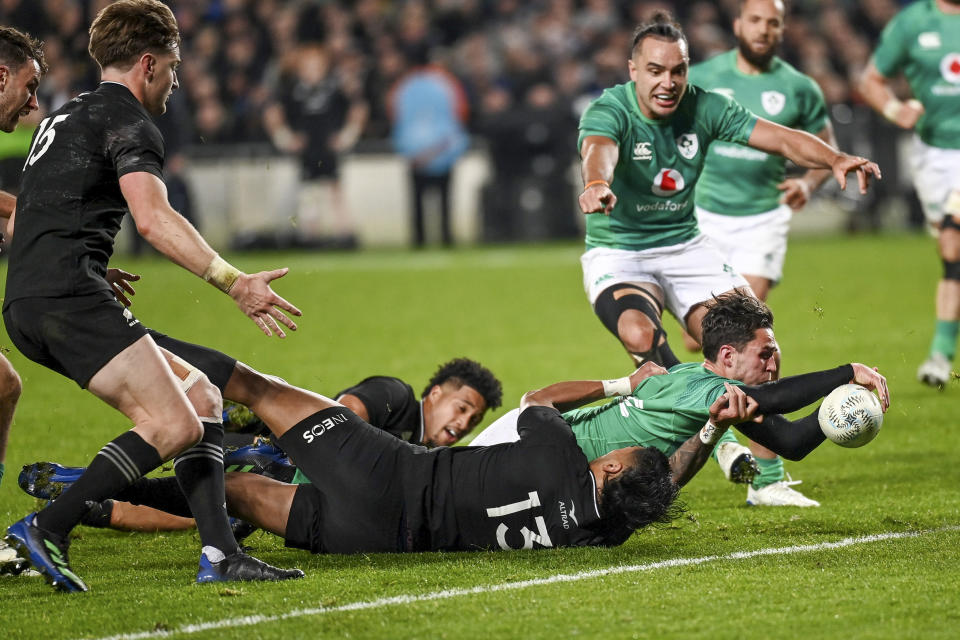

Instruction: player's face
[728,328,780,385]
[0,59,40,133]
[422,382,487,447]
[144,48,180,117]
[627,37,689,120]
[589,445,643,490]
[734,0,784,69]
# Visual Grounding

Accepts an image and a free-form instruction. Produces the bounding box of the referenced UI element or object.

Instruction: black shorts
[282,408,424,554]
[3,291,149,388]
[148,329,237,392]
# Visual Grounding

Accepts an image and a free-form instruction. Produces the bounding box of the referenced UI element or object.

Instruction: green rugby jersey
[564,362,740,461]
[578,83,757,251]
[873,0,960,149]
[691,51,828,216]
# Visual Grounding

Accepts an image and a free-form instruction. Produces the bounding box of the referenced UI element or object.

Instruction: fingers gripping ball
[818,384,884,448]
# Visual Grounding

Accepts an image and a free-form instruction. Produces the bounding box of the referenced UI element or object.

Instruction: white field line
[81,526,960,640]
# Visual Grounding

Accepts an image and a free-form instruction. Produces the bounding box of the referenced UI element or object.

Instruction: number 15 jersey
[5,82,165,307]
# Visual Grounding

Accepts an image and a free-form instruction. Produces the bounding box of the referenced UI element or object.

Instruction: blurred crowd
[0,0,921,242]
[0,0,913,150]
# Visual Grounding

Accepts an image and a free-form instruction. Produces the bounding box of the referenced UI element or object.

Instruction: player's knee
[944,258,960,282]
[618,320,658,355]
[187,375,222,423]
[939,216,960,261]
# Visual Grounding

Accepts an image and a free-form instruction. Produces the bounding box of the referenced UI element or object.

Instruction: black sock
[173,420,239,556]
[36,431,161,536]
[116,476,193,518]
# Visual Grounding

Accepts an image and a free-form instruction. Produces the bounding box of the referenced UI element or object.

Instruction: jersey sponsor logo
[652,168,685,196]
[713,143,769,161]
[940,53,960,84]
[121,307,140,328]
[713,88,735,100]
[302,412,348,443]
[761,91,786,116]
[918,32,941,49]
[676,133,699,160]
[632,141,653,161]
[557,499,578,530]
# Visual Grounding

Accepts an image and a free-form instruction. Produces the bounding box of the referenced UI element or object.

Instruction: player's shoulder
[769,57,824,95]
[886,0,935,31]
[349,375,415,397]
[586,82,633,112]
[690,50,732,78]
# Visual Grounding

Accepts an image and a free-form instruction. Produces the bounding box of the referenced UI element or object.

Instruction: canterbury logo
[302,413,348,443]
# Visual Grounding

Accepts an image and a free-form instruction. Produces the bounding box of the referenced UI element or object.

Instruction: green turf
[1,233,957,640]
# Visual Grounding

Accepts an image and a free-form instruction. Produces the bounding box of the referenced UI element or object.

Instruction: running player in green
[860,0,960,388]
[577,12,879,375]
[471,292,891,503]
[689,0,834,507]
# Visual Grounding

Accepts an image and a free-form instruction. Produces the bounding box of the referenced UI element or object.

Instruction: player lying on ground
[64,377,759,553]
[470,292,890,498]
[21,357,503,534]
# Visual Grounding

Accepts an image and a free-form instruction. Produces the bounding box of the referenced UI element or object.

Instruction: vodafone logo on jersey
[652,168,685,196]
[941,53,960,84]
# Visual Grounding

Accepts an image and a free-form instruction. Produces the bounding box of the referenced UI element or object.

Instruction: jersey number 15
[24,114,70,169]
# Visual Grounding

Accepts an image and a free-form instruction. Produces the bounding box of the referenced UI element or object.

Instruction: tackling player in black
[2,0,301,592]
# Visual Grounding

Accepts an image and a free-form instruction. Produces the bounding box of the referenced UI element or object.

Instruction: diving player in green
[576,12,880,379]
[690,0,835,507]
[470,292,891,503]
[860,0,960,389]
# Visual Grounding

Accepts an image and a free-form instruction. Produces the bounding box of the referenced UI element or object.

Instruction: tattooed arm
[669,383,759,487]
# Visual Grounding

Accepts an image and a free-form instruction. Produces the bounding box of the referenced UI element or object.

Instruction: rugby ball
[818,384,883,448]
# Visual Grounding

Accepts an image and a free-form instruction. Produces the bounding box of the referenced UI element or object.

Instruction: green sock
[751,456,784,490]
[930,320,959,360]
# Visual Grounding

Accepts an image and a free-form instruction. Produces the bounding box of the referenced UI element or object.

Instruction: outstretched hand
[105,268,140,307]
[849,363,890,412]
[832,154,881,195]
[709,382,761,429]
[229,268,302,338]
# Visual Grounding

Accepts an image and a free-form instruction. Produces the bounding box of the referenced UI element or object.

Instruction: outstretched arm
[778,124,837,210]
[520,362,667,413]
[748,119,881,194]
[119,171,302,337]
[741,363,889,415]
[734,410,823,461]
[859,61,923,130]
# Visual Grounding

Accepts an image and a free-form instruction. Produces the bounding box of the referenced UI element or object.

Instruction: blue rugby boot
[5,513,88,592]
[18,462,84,500]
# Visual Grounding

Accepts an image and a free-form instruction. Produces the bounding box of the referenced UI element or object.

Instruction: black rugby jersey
[403,406,606,552]
[336,376,422,444]
[5,82,164,305]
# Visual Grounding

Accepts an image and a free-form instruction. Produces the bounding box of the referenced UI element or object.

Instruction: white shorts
[468,408,521,446]
[910,136,960,226]
[581,234,749,322]
[695,204,792,283]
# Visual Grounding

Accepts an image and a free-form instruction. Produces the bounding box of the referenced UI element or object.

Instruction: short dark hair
[700,290,774,361]
[88,0,181,71]
[595,447,682,545]
[0,27,47,74]
[631,11,687,57]
[422,357,503,410]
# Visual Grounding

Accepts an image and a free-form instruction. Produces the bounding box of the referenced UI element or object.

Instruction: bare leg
[109,501,196,532]
[225,472,296,539]
[0,354,21,473]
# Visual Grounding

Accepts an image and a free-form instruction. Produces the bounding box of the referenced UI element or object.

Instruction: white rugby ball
[818,384,883,448]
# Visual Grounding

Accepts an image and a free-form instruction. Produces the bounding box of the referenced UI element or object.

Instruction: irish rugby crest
[676,133,698,160]
[761,90,786,116]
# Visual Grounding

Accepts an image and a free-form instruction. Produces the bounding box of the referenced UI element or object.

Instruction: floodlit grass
[1,233,958,640]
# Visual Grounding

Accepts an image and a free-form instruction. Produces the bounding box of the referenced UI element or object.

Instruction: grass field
[1,232,958,640]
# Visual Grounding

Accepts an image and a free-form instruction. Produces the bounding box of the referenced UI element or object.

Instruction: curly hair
[0,27,47,74]
[700,290,774,361]
[631,11,687,57]
[88,0,180,71]
[421,357,502,411]
[594,447,682,546]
